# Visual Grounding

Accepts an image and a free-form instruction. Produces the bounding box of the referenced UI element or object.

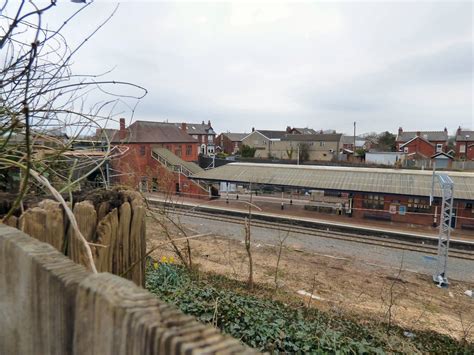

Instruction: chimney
[457,126,462,136]
[181,122,187,131]
[416,131,421,137]
[119,118,126,140]
[252,127,255,132]
[398,127,403,135]
[444,127,448,134]
[202,120,205,125]
[208,120,211,126]
[286,126,292,133]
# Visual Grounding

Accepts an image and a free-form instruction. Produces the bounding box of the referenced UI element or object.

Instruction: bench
[363,212,391,221]
[461,223,474,230]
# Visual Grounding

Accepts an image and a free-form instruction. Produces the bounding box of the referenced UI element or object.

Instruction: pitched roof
[174,122,215,135]
[292,127,317,134]
[455,130,474,141]
[113,121,198,144]
[281,133,343,142]
[396,131,448,142]
[399,135,434,148]
[222,133,248,142]
[96,128,118,142]
[431,152,454,160]
[256,130,288,140]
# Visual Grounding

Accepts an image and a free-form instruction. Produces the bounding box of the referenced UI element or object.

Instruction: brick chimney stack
[416,131,421,137]
[457,126,462,136]
[444,127,448,134]
[119,118,126,140]
[181,122,187,131]
[208,120,211,126]
[252,127,255,132]
[398,127,403,135]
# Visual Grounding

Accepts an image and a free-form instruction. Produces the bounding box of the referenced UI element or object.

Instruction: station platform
[146,193,474,246]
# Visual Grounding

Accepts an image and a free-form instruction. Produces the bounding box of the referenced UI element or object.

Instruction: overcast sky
[33,1,474,135]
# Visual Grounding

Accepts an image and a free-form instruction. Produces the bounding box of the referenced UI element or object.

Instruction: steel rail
[157,208,474,262]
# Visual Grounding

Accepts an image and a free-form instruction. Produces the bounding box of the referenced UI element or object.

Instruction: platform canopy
[190,163,474,200]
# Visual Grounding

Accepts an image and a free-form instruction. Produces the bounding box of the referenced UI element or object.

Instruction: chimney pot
[457,126,462,136]
[208,120,211,126]
[181,122,187,131]
[252,127,255,132]
[398,127,403,135]
[202,120,205,125]
[444,127,448,133]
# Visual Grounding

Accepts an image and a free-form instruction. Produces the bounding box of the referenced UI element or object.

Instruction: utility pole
[353,121,356,153]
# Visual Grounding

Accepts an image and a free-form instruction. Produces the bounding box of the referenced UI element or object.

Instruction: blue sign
[399,205,406,215]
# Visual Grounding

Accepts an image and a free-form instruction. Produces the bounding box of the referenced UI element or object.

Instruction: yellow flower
[169,256,175,263]
[160,256,168,263]
[153,262,158,269]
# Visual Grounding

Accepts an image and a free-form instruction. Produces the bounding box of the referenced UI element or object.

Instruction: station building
[190,163,474,231]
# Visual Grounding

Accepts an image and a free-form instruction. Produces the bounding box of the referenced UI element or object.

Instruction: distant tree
[377,131,396,151]
[355,148,366,159]
[299,143,310,163]
[240,145,256,158]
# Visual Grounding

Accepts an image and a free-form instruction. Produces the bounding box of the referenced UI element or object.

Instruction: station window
[407,197,431,213]
[175,146,182,157]
[362,194,384,210]
[186,145,192,156]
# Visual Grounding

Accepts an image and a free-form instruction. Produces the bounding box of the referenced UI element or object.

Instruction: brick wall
[112,143,207,197]
[0,225,254,355]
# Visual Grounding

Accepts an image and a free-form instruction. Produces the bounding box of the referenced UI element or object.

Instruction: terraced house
[175,120,216,156]
[455,127,474,160]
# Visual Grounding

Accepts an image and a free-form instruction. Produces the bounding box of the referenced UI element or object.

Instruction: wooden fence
[0,224,254,355]
[3,190,146,286]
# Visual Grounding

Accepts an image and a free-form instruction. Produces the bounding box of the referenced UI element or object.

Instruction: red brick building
[174,121,216,156]
[396,128,448,154]
[105,119,206,196]
[215,133,248,155]
[399,135,436,157]
[455,127,474,160]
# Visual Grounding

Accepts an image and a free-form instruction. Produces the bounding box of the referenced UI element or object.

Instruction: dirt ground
[146,216,474,343]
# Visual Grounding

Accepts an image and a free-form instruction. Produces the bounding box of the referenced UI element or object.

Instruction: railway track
[155,207,474,262]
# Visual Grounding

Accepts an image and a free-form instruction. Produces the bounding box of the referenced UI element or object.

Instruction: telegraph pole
[353,121,356,152]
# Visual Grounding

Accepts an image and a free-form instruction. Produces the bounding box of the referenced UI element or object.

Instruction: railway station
[190,163,474,232]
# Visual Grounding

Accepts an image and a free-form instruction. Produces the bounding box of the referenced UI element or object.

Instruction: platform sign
[399,205,406,215]
[389,204,397,215]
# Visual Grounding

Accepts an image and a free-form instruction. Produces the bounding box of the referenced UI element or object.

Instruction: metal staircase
[151,148,209,193]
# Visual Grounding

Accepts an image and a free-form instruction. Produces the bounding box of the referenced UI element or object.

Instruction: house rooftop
[455,130,474,141]
[255,130,288,140]
[281,133,342,142]
[396,131,448,142]
[113,120,198,144]
[222,133,248,142]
